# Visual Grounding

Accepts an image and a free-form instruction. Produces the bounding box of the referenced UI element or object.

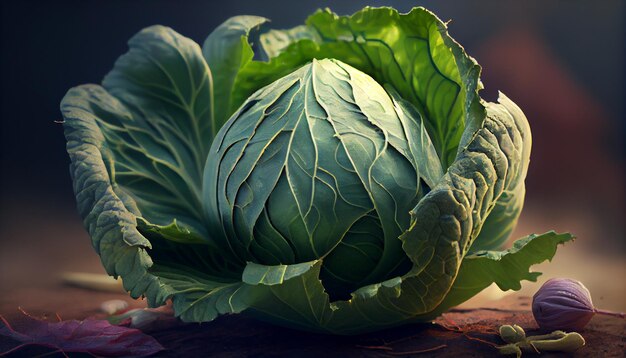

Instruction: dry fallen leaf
[0,310,164,357]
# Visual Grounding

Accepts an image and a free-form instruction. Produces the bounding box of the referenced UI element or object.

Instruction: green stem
[529,332,586,353]
[525,331,566,341]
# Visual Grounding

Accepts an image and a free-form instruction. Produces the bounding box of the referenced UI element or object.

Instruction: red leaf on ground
[0,310,164,357]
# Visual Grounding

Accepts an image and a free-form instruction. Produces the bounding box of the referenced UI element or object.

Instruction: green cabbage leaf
[61,6,572,334]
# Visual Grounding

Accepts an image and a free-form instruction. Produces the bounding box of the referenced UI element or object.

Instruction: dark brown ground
[1,289,624,357]
[129,301,626,357]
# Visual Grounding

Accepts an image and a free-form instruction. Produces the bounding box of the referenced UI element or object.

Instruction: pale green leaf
[471,93,532,251]
[232,7,485,168]
[414,231,574,320]
[397,91,534,314]
[243,260,318,286]
[202,16,268,129]
[260,25,320,59]
[136,217,206,245]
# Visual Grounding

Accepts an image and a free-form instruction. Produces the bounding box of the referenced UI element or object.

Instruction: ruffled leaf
[260,25,320,59]
[470,94,532,251]
[99,25,215,237]
[232,7,484,168]
[62,84,170,304]
[416,231,575,320]
[202,16,268,129]
[61,26,241,314]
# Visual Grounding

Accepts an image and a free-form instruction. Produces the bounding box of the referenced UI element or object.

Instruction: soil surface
[1,287,624,357]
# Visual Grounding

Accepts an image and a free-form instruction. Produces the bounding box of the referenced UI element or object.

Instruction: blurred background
[1,0,624,315]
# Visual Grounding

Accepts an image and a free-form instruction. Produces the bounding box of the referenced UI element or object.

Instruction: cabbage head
[61,6,572,334]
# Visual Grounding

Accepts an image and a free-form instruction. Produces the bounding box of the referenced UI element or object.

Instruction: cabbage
[61,6,572,334]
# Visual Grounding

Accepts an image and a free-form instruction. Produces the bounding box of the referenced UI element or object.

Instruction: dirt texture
[1,289,624,357]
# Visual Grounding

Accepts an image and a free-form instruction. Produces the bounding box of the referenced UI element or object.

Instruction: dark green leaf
[415,231,575,320]
[100,25,215,237]
[202,16,268,129]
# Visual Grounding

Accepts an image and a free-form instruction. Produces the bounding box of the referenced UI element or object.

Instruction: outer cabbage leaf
[260,25,321,59]
[62,86,250,328]
[413,231,574,321]
[63,84,171,305]
[470,95,531,251]
[93,25,215,238]
[202,16,268,130]
[391,92,532,313]
[233,7,485,168]
[61,26,249,319]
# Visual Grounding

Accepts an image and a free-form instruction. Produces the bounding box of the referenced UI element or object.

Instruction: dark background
[1,1,624,311]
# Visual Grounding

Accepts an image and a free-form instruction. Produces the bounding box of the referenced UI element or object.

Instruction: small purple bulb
[532,278,595,331]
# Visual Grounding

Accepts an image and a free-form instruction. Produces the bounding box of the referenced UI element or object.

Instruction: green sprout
[497,325,585,357]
